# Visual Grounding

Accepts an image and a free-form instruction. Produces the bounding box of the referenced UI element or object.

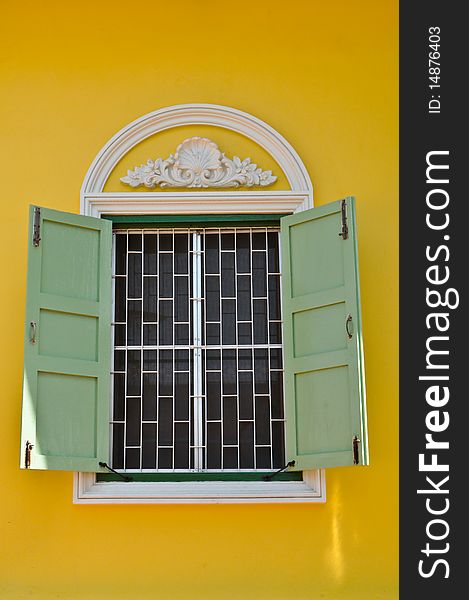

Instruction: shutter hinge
[339,199,348,240]
[353,435,360,465]
[25,440,34,469]
[33,207,41,247]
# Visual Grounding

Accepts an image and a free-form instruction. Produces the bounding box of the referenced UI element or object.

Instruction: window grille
[111,227,285,472]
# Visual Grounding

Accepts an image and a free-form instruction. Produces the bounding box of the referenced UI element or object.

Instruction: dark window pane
[255,447,271,469]
[126,350,141,396]
[254,349,269,394]
[222,299,236,345]
[175,277,189,322]
[238,371,253,420]
[267,232,279,272]
[206,276,220,321]
[270,348,283,370]
[127,300,142,346]
[270,371,284,419]
[113,373,125,421]
[205,235,219,273]
[252,232,266,250]
[143,350,157,371]
[207,371,221,420]
[236,233,250,273]
[127,253,142,298]
[223,396,238,445]
[223,447,238,469]
[238,349,252,370]
[174,423,189,469]
[158,447,173,469]
[175,349,189,372]
[125,397,141,446]
[114,324,126,346]
[252,253,267,297]
[142,423,157,469]
[114,278,126,322]
[158,397,173,446]
[143,324,157,345]
[174,235,188,274]
[222,350,237,395]
[237,322,252,345]
[143,234,157,275]
[125,447,140,470]
[206,323,220,345]
[175,372,189,421]
[221,253,235,297]
[221,233,234,250]
[268,275,281,320]
[253,299,268,344]
[206,349,220,371]
[159,300,173,345]
[269,322,282,344]
[159,350,173,396]
[143,277,157,322]
[142,373,157,421]
[239,422,254,469]
[175,323,189,345]
[255,396,270,445]
[115,234,127,275]
[159,254,173,298]
[272,421,285,469]
[114,350,125,372]
[128,234,142,251]
[207,422,221,469]
[236,275,251,321]
[159,233,173,251]
[111,423,124,469]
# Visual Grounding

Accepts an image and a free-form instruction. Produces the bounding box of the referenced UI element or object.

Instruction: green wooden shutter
[281,197,368,469]
[21,206,112,471]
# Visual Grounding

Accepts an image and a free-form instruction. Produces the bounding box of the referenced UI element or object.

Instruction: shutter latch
[262,460,296,481]
[33,207,41,247]
[353,435,360,465]
[25,440,34,468]
[339,199,348,240]
[99,462,133,482]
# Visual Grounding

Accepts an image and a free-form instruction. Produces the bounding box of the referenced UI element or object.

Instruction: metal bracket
[25,441,34,468]
[353,435,360,465]
[345,314,353,339]
[339,199,348,240]
[33,207,41,247]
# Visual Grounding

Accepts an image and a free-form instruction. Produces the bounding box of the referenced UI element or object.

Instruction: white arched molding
[80,104,313,217]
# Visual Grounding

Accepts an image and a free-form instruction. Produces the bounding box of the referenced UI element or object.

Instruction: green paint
[103,213,282,228]
[281,197,368,469]
[21,206,112,471]
[97,471,303,483]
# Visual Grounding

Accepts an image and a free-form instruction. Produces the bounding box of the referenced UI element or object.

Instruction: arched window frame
[74,104,325,503]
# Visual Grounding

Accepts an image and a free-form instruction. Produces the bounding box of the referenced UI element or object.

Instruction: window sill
[74,469,326,504]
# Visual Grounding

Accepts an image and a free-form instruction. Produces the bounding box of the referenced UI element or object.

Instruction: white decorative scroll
[120,137,277,189]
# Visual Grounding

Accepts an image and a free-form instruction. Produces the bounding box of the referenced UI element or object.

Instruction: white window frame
[74,104,325,504]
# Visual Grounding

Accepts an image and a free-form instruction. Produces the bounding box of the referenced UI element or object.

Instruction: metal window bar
[110,227,285,472]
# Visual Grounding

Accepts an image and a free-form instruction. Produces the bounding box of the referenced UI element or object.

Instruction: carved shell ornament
[120,137,277,188]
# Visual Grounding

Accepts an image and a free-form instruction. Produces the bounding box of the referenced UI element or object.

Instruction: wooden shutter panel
[281,197,368,469]
[21,206,112,471]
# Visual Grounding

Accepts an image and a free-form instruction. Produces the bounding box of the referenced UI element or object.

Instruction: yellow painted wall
[0,1,398,598]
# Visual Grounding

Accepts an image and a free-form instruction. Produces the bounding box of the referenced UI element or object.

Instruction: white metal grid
[110,227,285,472]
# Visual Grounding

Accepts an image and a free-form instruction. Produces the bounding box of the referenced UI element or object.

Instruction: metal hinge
[33,207,41,247]
[339,199,348,240]
[25,440,34,469]
[353,435,360,465]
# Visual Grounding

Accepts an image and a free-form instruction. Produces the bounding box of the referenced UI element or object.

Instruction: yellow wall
[0,1,398,598]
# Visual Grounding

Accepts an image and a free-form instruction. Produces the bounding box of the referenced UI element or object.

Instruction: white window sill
[74,470,326,504]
